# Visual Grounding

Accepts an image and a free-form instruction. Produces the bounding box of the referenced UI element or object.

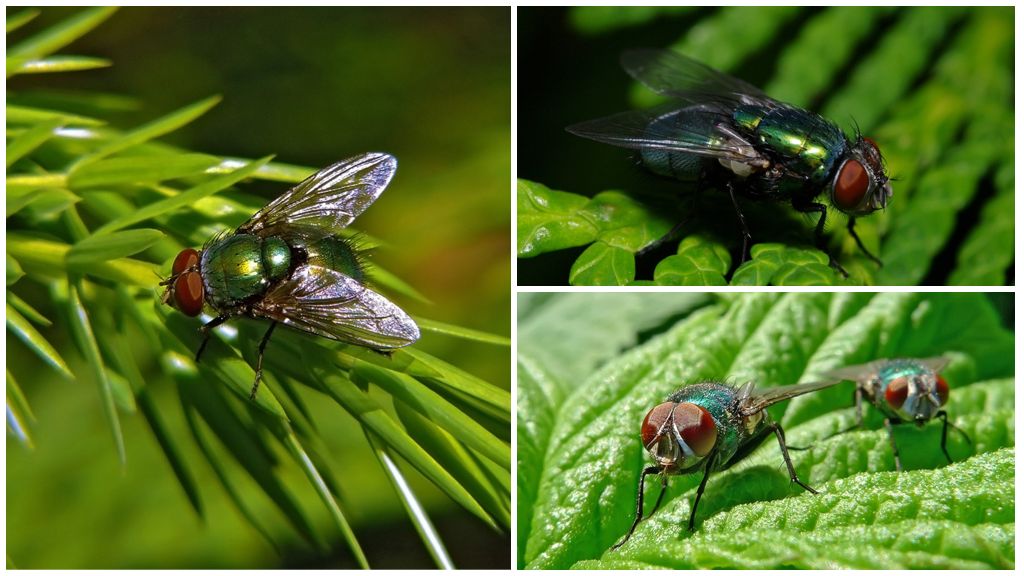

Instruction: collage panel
[517,6,1013,287]
[518,292,1013,569]
[6,6,510,569]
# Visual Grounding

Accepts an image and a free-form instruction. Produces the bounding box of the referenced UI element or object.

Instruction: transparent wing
[252,265,419,350]
[622,49,773,107]
[238,152,397,237]
[739,379,842,416]
[819,360,887,383]
[567,104,766,164]
[918,356,950,373]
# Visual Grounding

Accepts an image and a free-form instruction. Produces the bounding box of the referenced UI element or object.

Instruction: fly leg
[884,417,903,472]
[612,465,662,549]
[793,199,848,277]
[250,322,278,399]
[726,181,753,263]
[195,314,231,363]
[937,410,972,465]
[847,217,882,268]
[770,422,818,494]
[688,448,719,531]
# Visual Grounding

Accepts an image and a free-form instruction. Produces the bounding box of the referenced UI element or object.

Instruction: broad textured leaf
[518,293,1014,569]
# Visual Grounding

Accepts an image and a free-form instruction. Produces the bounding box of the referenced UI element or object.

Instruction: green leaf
[6,104,104,127]
[5,118,62,168]
[517,179,598,257]
[7,369,34,448]
[281,431,369,569]
[66,229,164,266]
[66,282,126,465]
[70,95,222,171]
[366,433,454,569]
[653,235,730,286]
[8,55,111,77]
[8,233,161,287]
[354,361,510,470]
[93,155,272,235]
[569,7,696,35]
[6,303,72,379]
[7,7,117,59]
[569,242,634,285]
[519,293,1014,569]
[729,244,839,286]
[6,9,40,34]
[7,254,25,286]
[948,164,1013,285]
[413,316,510,346]
[67,153,222,189]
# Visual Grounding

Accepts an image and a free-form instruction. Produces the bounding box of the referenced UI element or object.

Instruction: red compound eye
[172,248,200,275]
[641,403,675,448]
[935,374,949,406]
[884,376,909,411]
[835,159,869,211]
[671,403,717,457]
[174,271,204,317]
[863,136,880,151]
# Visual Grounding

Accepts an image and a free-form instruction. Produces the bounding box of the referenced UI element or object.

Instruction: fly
[822,357,971,471]
[160,152,420,399]
[568,49,894,276]
[615,378,839,548]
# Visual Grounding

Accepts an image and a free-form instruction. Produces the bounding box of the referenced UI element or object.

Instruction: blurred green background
[7,6,510,569]
[518,6,1013,286]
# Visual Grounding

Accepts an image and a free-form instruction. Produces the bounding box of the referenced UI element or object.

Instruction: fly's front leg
[770,422,818,494]
[250,322,278,399]
[612,465,662,550]
[847,217,882,268]
[195,314,231,363]
[793,199,847,277]
[688,448,719,531]
[884,417,903,472]
[726,181,753,262]
[937,410,972,465]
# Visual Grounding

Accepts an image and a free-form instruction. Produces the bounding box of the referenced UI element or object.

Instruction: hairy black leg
[884,417,903,472]
[688,449,719,531]
[726,181,753,262]
[847,217,883,267]
[794,200,847,277]
[937,410,972,465]
[250,322,278,399]
[195,314,231,363]
[612,466,662,550]
[770,422,818,494]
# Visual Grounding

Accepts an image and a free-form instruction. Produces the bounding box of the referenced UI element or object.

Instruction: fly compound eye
[884,375,909,411]
[834,158,869,211]
[174,272,204,317]
[641,402,675,449]
[862,136,880,152]
[172,248,200,275]
[671,403,717,457]
[935,374,949,406]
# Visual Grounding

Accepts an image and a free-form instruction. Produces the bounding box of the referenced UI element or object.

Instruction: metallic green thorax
[201,233,364,311]
[668,382,762,469]
[201,234,292,309]
[733,104,845,189]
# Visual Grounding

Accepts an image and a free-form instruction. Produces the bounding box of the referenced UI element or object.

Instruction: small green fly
[161,152,420,398]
